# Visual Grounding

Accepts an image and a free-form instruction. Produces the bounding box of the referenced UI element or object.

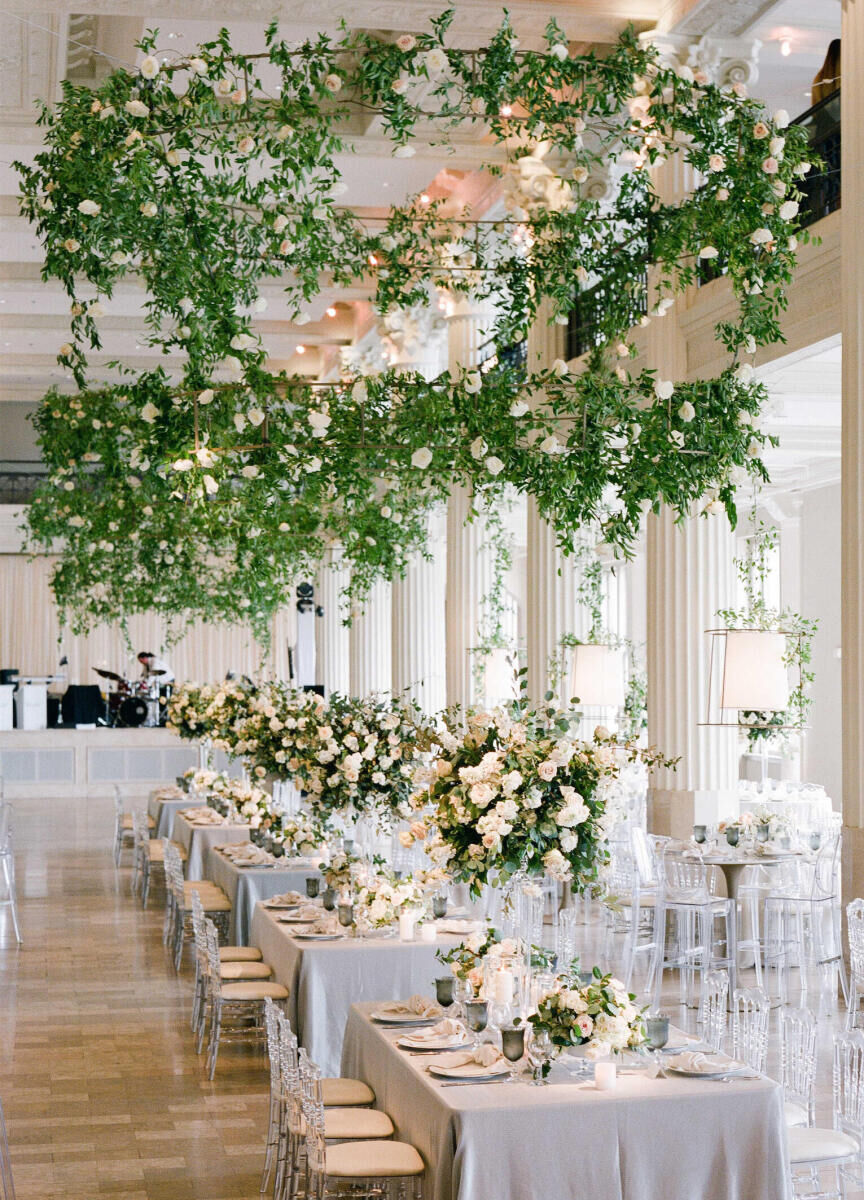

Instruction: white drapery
[0,554,297,684]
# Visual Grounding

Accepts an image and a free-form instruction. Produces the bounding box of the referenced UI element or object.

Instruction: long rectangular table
[250,905,454,1076]
[341,1004,791,1200]
[147,790,205,838]
[172,811,250,879]
[205,848,321,944]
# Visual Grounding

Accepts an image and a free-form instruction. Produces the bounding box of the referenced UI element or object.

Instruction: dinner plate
[293,932,344,941]
[397,1037,472,1052]
[263,901,301,910]
[277,914,316,924]
[665,1061,750,1079]
[427,1061,510,1081]
[370,1011,439,1026]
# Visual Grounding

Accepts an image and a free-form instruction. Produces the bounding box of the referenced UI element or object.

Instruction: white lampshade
[720,629,788,710]
[569,644,625,708]
[482,647,518,702]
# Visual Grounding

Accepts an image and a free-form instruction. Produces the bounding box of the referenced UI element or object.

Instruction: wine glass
[432,893,448,920]
[501,1025,525,1084]
[453,976,472,1022]
[434,976,455,1010]
[337,903,354,929]
[305,876,320,899]
[528,1028,553,1085]
[321,887,336,911]
[645,1012,670,1071]
[465,1000,488,1048]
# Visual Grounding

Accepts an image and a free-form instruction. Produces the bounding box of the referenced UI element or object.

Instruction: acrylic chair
[0,1096,15,1200]
[654,854,736,1009]
[780,1007,818,1129]
[788,1031,864,1197]
[847,899,864,1030]
[0,805,21,945]
[731,987,770,1074]
[699,968,729,1052]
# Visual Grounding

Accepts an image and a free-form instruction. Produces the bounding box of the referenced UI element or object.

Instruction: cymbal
[148,668,167,676]
[94,668,124,682]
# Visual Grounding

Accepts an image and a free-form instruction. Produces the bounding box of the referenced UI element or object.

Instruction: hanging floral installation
[17,11,813,635]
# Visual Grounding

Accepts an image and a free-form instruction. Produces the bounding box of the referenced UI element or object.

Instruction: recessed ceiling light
[326,306,337,317]
[420,193,430,204]
[296,344,306,354]
[780,39,791,56]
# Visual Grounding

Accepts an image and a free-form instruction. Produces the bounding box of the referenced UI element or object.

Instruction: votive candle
[594,1062,617,1091]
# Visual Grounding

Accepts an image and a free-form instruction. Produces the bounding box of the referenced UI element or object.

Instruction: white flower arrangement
[355,873,426,929]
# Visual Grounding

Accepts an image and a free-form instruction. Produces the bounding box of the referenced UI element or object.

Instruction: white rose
[140,401,159,423]
[678,400,695,422]
[698,245,719,259]
[77,199,101,216]
[485,455,505,476]
[654,379,674,400]
[124,99,150,117]
[509,400,529,417]
[779,200,799,220]
[539,435,560,455]
[464,372,482,394]
[139,200,158,217]
[424,47,448,75]
[551,358,569,377]
[324,73,343,92]
[237,136,255,154]
[189,57,208,75]
[549,43,568,62]
[411,447,432,469]
[172,458,194,472]
[396,34,416,52]
[708,153,725,171]
[139,55,159,79]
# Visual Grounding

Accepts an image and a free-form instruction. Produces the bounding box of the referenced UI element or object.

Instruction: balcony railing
[565,89,840,358]
[0,467,47,505]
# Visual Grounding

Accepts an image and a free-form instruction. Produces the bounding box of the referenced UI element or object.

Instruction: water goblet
[305,876,320,900]
[501,1025,525,1084]
[756,823,770,844]
[434,976,455,1010]
[432,893,448,920]
[809,831,822,852]
[692,824,707,845]
[645,1012,670,1071]
[465,1000,488,1047]
[321,886,336,911]
[528,1028,554,1085]
[337,903,354,929]
[725,826,740,848]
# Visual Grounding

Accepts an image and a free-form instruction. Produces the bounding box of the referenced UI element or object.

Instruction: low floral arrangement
[529,969,646,1072]
[268,811,322,857]
[413,705,670,896]
[721,807,793,836]
[319,850,362,893]
[436,925,518,993]
[295,694,434,832]
[209,776,272,825]
[355,872,426,929]
[183,766,221,793]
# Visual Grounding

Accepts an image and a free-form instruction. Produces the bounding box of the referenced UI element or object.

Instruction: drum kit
[93,668,171,727]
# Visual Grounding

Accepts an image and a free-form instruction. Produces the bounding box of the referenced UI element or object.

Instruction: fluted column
[445,295,497,708]
[315,548,351,697]
[349,580,392,697]
[842,0,864,896]
[382,301,449,714]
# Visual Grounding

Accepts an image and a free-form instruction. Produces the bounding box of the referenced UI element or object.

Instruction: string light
[419,193,430,204]
[780,39,791,57]
[500,104,513,117]
[296,344,306,354]
[326,306,337,318]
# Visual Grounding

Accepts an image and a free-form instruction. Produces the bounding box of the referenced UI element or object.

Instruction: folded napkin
[403,1018,466,1044]
[667,1051,746,1074]
[378,995,441,1019]
[156,785,185,800]
[219,844,274,865]
[436,918,483,934]
[446,1044,504,1069]
[266,891,305,906]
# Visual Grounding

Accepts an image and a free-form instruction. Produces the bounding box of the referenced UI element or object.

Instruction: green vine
[16,14,813,635]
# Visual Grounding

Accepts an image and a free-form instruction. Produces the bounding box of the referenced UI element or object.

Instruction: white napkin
[403,1018,466,1043]
[156,786,185,800]
[266,891,305,906]
[667,1051,746,1074]
[436,918,483,934]
[379,995,441,1018]
[446,1044,504,1069]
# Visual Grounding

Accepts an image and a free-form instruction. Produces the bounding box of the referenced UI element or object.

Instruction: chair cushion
[220,961,273,981]
[788,1127,860,1163]
[149,840,187,862]
[784,1101,809,1129]
[321,1078,375,1107]
[221,981,289,1001]
[121,814,155,830]
[326,1140,424,1179]
[324,1108,394,1140]
[219,946,263,962]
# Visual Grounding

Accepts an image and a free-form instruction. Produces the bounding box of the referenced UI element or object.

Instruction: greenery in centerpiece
[529,968,646,1074]
[16,12,813,636]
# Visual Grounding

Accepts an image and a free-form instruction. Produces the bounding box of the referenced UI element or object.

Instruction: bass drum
[117,696,149,728]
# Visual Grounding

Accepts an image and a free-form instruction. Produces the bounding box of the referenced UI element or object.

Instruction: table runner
[341,1003,791,1200]
[205,849,320,944]
[250,905,453,1076]
[171,811,250,879]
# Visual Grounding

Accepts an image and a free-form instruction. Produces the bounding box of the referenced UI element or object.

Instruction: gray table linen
[172,812,250,879]
[206,850,320,944]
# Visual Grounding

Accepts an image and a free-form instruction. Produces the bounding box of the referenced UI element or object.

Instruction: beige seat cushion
[121,813,155,830]
[220,961,273,981]
[148,840,187,862]
[219,946,263,962]
[197,896,232,913]
[784,1101,809,1128]
[326,1140,424,1178]
[324,1108,393,1141]
[321,1078,375,1107]
[788,1127,860,1163]
[221,981,289,1001]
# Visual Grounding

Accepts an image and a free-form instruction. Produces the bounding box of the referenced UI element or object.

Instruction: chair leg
[2,856,21,945]
[207,1002,222,1080]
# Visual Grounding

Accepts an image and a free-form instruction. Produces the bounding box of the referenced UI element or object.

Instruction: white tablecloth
[250,905,455,1076]
[172,811,250,879]
[205,849,320,944]
[147,791,205,838]
[342,1004,791,1200]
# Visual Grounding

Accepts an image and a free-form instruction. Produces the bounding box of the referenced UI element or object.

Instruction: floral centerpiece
[436,924,518,994]
[413,704,666,897]
[354,872,426,930]
[319,850,363,894]
[168,685,213,741]
[233,683,329,782]
[529,969,646,1076]
[295,694,434,833]
[262,810,322,858]
[182,766,220,793]
[208,776,272,825]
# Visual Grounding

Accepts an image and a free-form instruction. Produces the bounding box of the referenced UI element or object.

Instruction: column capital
[376,300,447,372]
[645,32,760,89]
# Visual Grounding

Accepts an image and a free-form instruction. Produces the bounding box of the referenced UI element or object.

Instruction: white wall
[800,483,842,807]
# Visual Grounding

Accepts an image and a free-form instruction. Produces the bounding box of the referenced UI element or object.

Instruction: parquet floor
[0,792,268,1200]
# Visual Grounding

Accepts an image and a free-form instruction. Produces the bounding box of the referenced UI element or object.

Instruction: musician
[136,651,175,686]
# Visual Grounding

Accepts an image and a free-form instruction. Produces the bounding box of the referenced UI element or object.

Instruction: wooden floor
[0,792,268,1200]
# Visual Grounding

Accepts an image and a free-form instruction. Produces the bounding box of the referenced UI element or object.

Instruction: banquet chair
[698,969,729,1052]
[654,855,736,1009]
[204,919,289,1080]
[190,890,270,1049]
[163,843,231,971]
[764,835,848,1012]
[602,830,664,996]
[780,1007,818,1129]
[113,785,153,865]
[0,805,21,946]
[788,1031,864,1197]
[846,900,864,1030]
[731,987,770,1074]
[134,819,187,908]
[0,1096,15,1200]
[300,1054,424,1200]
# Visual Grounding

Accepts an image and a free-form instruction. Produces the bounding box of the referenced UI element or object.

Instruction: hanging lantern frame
[700,626,807,731]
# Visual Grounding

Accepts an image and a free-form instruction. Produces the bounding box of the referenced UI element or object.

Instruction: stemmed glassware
[501,1025,525,1083]
[305,876,320,899]
[434,976,455,1010]
[464,1000,488,1048]
[527,1028,554,1085]
[645,1011,670,1072]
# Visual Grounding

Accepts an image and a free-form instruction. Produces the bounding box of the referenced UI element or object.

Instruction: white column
[526,499,591,703]
[842,0,864,896]
[315,548,350,697]
[349,580,392,697]
[445,295,497,708]
[382,301,449,715]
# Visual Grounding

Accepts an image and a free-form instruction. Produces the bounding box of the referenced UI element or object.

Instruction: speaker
[61,684,103,727]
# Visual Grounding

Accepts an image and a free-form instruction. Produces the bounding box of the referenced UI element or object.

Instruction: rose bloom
[537,760,558,782]
[396,34,416,51]
[752,121,769,139]
[761,156,779,175]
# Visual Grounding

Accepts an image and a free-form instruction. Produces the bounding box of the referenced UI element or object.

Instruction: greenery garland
[16,12,813,634]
